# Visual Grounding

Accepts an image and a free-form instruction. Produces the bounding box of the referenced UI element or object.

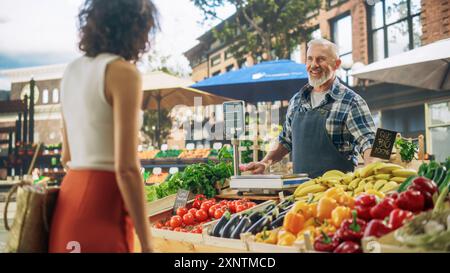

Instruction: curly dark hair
[78,0,159,62]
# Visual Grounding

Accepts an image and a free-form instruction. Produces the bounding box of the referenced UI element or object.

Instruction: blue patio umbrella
[191,60,309,103]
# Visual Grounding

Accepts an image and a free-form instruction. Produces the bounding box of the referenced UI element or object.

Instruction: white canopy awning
[351,38,450,91]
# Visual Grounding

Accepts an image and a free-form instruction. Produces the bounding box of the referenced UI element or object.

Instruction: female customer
[49,0,158,253]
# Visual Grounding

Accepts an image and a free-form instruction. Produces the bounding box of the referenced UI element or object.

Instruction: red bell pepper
[313,231,341,252]
[395,189,425,213]
[370,197,396,220]
[363,219,392,238]
[409,177,438,196]
[387,192,399,200]
[336,211,366,242]
[333,241,362,253]
[388,209,414,230]
[355,194,377,221]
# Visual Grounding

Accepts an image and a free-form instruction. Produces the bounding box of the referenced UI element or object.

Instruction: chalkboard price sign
[173,189,191,214]
[370,128,398,160]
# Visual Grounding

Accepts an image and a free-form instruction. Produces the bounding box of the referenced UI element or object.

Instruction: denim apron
[292,102,355,178]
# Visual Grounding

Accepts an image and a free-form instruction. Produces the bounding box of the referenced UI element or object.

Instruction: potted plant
[395,138,418,168]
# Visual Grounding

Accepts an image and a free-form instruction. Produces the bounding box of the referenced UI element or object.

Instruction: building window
[42,89,49,104]
[226,64,235,72]
[225,50,233,60]
[212,70,221,76]
[328,0,348,9]
[331,13,353,85]
[210,54,221,67]
[52,88,59,103]
[426,101,450,162]
[311,27,322,40]
[369,0,422,63]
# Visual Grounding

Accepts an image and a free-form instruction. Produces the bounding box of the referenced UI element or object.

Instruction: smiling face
[306,44,341,88]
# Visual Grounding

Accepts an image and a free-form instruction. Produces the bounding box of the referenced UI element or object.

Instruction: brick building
[184,0,450,161]
[0,64,65,146]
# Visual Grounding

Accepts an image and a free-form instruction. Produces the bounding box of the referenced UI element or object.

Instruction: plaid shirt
[278,77,376,166]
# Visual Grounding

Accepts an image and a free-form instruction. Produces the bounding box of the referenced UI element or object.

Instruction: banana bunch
[294,162,418,201]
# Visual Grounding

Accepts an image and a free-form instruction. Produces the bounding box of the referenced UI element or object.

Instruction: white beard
[308,70,333,88]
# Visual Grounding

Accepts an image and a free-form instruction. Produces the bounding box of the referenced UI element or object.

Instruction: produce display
[144,147,233,202]
[294,162,418,202]
[155,149,182,159]
[209,199,294,240]
[139,150,159,160]
[146,172,169,184]
[178,149,211,159]
[153,194,257,234]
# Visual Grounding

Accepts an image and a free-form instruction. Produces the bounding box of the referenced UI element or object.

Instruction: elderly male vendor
[244,38,376,178]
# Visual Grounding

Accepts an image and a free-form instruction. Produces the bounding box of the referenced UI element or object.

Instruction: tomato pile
[153,194,257,233]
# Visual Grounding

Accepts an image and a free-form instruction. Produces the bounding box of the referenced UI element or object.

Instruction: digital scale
[223,101,310,195]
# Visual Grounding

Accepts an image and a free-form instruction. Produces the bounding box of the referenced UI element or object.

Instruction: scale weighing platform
[230,174,310,195]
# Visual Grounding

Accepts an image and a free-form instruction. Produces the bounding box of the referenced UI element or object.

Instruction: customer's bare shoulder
[106,59,141,85]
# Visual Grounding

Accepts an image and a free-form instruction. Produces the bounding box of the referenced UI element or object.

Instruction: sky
[0,0,235,90]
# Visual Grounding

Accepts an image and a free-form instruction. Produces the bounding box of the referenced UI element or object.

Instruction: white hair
[307,38,339,59]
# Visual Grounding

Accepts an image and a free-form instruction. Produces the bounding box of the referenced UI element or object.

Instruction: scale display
[223,101,245,139]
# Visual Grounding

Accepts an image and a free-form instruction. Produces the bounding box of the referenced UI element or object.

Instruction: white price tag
[197,144,204,149]
[138,145,143,152]
[153,168,162,175]
[186,143,195,150]
[169,167,179,174]
[213,142,223,150]
[161,144,168,151]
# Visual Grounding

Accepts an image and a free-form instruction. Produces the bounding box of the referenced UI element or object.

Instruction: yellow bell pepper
[308,203,318,218]
[255,228,279,244]
[337,193,355,209]
[317,197,337,220]
[331,206,352,228]
[324,187,346,200]
[291,201,313,219]
[315,221,337,237]
[277,230,297,246]
[296,226,316,242]
[303,217,317,228]
[283,211,305,235]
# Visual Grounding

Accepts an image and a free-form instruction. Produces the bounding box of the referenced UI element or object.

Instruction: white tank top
[61,53,129,171]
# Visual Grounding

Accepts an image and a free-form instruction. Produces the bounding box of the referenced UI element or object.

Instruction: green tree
[192,0,322,62]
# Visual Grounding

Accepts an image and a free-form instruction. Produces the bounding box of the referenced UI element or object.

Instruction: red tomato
[208,198,216,204]
[176,207,188,217]
[200,201,213,212]
[182,213,195,225]
[228,201,236,213]
[165,220,171,227]
[195,209,208,222]
[192,199,202,209]
[214,208,226,219]
[236,204,248,213]
[208,204,220,218]
[219,200,228,206]
[246,202,256,208]
[173,227,182,232]
[188,208,198,215]
[155,222,163,229]
[170,216,182,229]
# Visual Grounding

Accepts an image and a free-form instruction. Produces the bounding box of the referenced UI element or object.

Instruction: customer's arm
[61,116,71,170]
[106,60,153,253]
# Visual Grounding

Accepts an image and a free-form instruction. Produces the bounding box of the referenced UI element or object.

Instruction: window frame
[367,0,422,63]
[425,100,450,159]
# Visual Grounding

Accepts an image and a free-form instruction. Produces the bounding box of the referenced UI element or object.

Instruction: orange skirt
[48,170,134,253]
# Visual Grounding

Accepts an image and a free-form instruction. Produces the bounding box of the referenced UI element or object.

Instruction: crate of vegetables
[150,194,263,249]
[202,199,277,251]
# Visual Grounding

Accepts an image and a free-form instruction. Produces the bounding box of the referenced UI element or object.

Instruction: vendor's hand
[243,162,267,174]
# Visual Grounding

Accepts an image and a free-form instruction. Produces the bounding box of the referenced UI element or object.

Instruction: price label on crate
[152,167,162,175]
[186,143,195,150]
[169,167,179,175]
[371,128,398,160]
[173,189,191,215]
[213,142,222,150]
[161,144,168,151]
